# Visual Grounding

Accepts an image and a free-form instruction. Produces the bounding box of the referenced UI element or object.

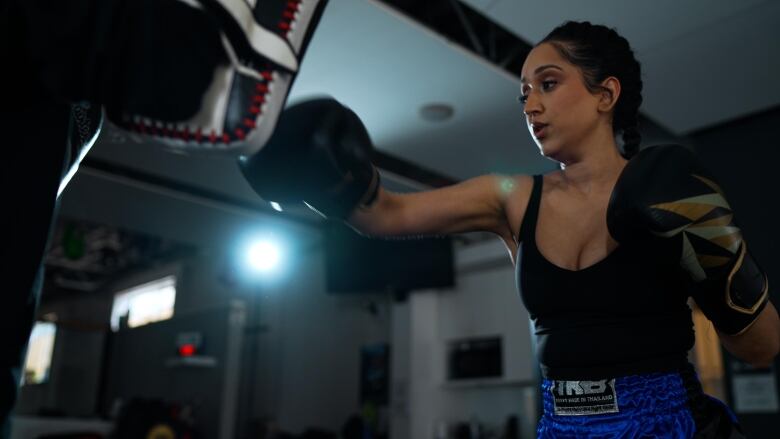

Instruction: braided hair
[540,21,643,159]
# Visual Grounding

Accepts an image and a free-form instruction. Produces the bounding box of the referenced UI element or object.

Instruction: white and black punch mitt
[108,0,328,155]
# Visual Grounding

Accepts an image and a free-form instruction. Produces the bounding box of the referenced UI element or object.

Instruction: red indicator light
[179,344,196,357]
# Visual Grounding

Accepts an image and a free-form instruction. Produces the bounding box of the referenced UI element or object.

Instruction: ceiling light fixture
[419,103,455,122]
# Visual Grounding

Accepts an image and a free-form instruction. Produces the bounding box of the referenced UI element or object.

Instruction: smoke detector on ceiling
[419,103,455,122]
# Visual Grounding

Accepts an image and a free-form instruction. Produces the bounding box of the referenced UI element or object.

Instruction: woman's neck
[556,130,627,195]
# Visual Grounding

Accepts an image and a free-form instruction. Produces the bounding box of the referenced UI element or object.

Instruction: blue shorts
[537,367,744,438]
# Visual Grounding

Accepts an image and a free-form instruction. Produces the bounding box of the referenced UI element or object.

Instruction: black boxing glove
[237,97,380,219]
[607,144,769,335]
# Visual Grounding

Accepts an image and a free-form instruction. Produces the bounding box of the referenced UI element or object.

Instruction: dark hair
[540,21,643,159]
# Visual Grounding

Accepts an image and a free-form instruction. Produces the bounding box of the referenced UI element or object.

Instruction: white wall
[241,250,394,435]
[394,237,539,439]
[14,327,106,418]
[390,300,411,439]
[15,287,113,418]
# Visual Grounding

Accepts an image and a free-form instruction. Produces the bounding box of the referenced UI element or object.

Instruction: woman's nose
[523,92,542,116]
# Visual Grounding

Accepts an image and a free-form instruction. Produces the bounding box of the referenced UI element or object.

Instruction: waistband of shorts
[540,353,691,381]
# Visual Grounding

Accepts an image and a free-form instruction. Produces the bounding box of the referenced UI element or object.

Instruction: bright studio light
[246,240,281,272]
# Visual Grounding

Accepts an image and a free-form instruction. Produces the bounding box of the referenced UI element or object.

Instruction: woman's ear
[598,76,621,113]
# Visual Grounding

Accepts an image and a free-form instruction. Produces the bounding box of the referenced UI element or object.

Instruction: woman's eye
[541,80,557,91]
[517,95,528,104]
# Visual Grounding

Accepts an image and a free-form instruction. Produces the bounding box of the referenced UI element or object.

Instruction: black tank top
[516,175,695,380]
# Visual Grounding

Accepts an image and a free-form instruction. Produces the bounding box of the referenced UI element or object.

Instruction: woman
[239,20,780,438]
[347,21,780,438]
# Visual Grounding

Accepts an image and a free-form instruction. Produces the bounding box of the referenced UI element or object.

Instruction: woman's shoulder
[499,174,535,232]
[501,174,535,198]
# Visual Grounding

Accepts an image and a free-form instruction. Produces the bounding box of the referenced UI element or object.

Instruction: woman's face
[520,42,603,160]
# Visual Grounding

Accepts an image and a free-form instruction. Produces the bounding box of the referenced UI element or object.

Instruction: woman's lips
[533,123,548,139]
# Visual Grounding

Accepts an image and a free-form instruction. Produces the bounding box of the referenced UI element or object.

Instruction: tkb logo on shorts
[551,379,619,416]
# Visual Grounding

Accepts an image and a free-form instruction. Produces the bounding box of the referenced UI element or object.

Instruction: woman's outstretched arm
[348,175,532,252]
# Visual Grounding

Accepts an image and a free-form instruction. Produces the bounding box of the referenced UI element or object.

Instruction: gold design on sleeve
[696,214,733,228]
[650,174,744,279]
[693,175,725,196]
[651,201,719,222]
[681,233,706,281]
[708,232,743,254]
[725,243,769,314]
[697,254,733,269]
